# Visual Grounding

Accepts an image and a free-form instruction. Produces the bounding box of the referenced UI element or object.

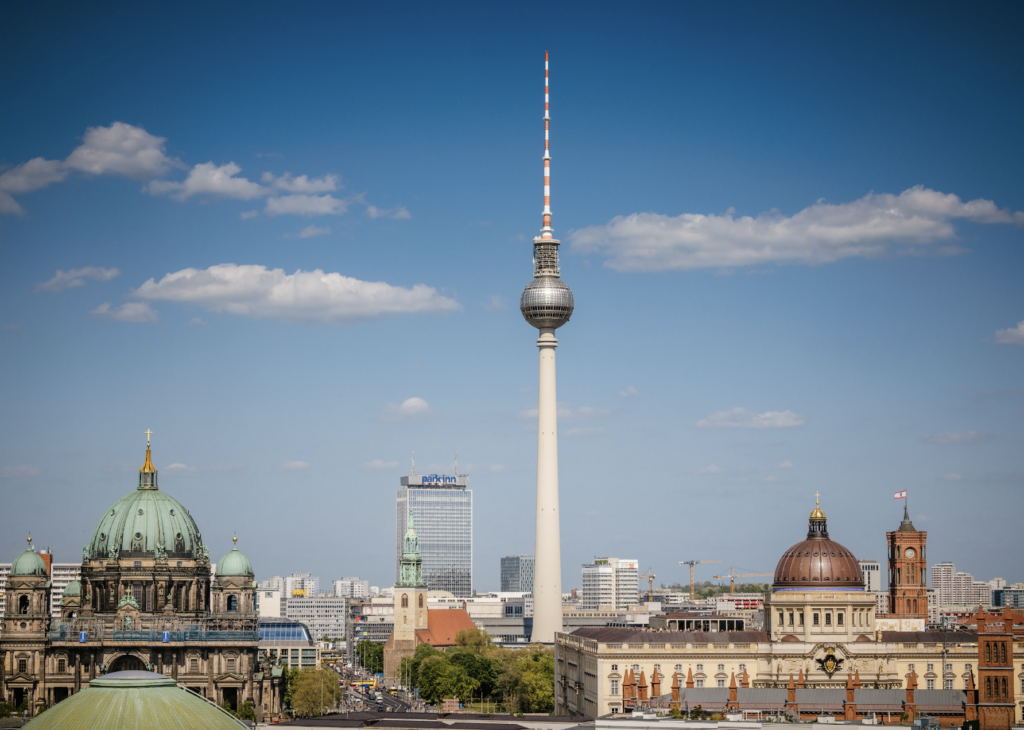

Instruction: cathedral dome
[216,537,253,577]
[87,442,205,561]
[63,579,82,597]
[10,537,47,576]
[773,497,864,590]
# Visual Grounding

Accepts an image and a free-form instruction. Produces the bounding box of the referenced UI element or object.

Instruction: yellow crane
[638,567,656,603]
[678,560,722,602]
[713,566,773,593]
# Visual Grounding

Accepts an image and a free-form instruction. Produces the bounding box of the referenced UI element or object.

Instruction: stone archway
[109,654,146,672]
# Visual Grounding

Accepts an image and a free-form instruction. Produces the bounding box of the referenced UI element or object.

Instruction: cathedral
[0,437,284,718]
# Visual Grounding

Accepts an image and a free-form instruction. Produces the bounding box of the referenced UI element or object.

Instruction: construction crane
[638,567,656,604]
[713,566,773,593]
[679,560,722,602]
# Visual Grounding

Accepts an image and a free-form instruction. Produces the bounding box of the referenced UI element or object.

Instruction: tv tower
[520,51,574,644]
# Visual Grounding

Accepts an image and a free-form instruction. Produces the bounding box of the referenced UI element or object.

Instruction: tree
[417,654,480,705]
[454,628,492,652]
[220,700,235,716]
[0,703,11,719]
[237,700,257,722]
[290,668,345,717]
[283,667,302,708]
[493,646,554,714]
[409,642,441,687]
[357,641,384,673]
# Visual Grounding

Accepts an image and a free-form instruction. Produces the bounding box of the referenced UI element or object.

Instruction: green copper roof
[63,579,82,597]
[216,545,253,577]
[24,671,245,729]
[11,546,47,576]
[88,488,204,559]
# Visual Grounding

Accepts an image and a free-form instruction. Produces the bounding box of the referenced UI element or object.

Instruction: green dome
[89,488,204,559]
[11,546,47,577]
[22,670,245,729]
[216,544,254,577]
[63,579,82,597]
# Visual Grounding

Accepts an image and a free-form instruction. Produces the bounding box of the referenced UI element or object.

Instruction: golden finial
[810,492,826,520]
[145,429,153,446]
[140,431,156,475]
[27,534,32,546]
[233,534,238,545]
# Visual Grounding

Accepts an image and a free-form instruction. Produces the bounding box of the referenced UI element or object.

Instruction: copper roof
[773,510,863,589]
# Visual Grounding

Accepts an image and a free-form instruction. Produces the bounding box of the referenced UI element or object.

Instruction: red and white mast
[541,51,553,239]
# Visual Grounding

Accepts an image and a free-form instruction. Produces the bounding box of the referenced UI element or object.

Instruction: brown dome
[773,499,864,589]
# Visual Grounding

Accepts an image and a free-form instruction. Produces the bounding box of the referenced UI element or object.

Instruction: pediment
[214,672,244,684]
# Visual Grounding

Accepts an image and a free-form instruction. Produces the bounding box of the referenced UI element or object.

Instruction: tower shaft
[532,327,563,643]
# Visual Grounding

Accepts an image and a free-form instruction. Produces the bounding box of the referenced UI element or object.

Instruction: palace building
[554,498,1023,724]
[0,437,284,719]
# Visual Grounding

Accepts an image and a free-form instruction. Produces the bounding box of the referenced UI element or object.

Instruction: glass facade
[501,555,535,593]
[397,476,472,597]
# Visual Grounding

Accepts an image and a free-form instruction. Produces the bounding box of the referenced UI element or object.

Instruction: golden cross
[814,491,820,505]
[144,429,153,445]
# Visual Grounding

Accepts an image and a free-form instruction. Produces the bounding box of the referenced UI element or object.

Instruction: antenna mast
[541,50,552,239]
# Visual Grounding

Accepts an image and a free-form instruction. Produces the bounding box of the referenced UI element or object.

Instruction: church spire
[398,509,426,587]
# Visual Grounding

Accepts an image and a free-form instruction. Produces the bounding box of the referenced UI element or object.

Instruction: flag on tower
[894,490,907,500]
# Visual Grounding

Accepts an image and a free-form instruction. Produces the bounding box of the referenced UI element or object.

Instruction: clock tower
[887,505,928,624]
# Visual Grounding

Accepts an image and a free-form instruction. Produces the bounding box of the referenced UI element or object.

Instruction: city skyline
[1,3,1022,589]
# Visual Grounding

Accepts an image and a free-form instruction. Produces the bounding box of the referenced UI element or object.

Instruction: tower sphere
[521,275,574,329]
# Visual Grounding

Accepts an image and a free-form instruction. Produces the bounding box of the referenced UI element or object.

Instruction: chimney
[671,670,680,709]
[787,673,796,705]
[797,667,806,689]
[638,670,648,702]
[728,672,738,708]
[686,666,694,689]
[845,673,856,720]
[741,667,750,688]
[905,670,917,722]
[651,668,661,700]
[854,669,862,689]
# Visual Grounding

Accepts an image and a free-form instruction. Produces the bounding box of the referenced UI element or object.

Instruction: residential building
[256,588,284,618]
[49,563,81,619]
[0,563,9,623]
[858,559,881,593]
[501,555,535,593]
[581,558,639,611]
[283,572,319,598]
[259,576,283,591]
[332,577,369,598]
[396,473,473,597]
[284,594,348,642]
[931,561,994,607]
[345,598,394,662]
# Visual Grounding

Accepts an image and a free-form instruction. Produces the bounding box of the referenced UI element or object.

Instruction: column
[533,327,563,644]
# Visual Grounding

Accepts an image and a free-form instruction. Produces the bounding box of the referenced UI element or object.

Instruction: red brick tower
[976,608,1018,730]
[886,505,928,618]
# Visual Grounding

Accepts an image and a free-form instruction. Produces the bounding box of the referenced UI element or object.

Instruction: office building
[258,617,319,669]
[501,555,535,593]
[259,576,283,591]
[332,577,369,598]
[285,594,348,642]
[858,559,881,593]
[396,473,473,597]
[993,586,1024,608]
[257,588,284,618]
[581,558,639,611]
[284,572,319,598]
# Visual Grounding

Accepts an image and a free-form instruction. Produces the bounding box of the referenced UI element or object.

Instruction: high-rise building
[581,558,639,611]
[48,563,81,618]
[887,505,928,620]
[931,561,994,606]
[520,51,574,644]
[858,560,881,593]
[284,594,349,642]
[333,577,369,598]
[396,474,472,596]
[501,555,535,593]
[284,572,319,598]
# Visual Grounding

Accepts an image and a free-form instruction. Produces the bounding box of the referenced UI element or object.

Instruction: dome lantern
[772,493,864,590]
[138,429,157,490]
[10,536,48,577]
[216,535,254,577]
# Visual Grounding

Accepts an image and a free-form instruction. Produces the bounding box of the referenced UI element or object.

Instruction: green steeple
[397,510,426,587]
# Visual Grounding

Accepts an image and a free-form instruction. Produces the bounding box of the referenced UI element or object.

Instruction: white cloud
[518,402,612,421]
[696,407,805,429]
[280,461,311,471]
[0,158,68,194]
[570,186,1024,272]
[64,122,179,179]
[240,210,258,220]
[696,464,726,474]
[353,192,410,220]
[265,194,348,217]
[262,172,339,193]
[0,464,41,478]
[36,267,120,292]
[483,295,507,311]
[941,473,965,481]
[164,463,198,476]
[777,461,795,469]
[186,317,208,326]
[380,397,432,422]
[994,321,1024,345]
[131,264,461,323]
[147,162,267,200]
[299,225,331,238]
[487,464,509,473]
[923,431,993,444]
[362,459,399,471]
[619,385,638,398]
[0,192,23,215]
[90,301,158,323]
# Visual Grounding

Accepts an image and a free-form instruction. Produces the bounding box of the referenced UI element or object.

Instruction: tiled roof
[415,609,478,647]
[916,689,967,711]
[853,688,903,708]
[568,627,769,643]
[794,688,845,709]
[678,688,728,709]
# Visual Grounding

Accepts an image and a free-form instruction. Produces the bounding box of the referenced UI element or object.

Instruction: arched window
[1000,643,1007,664]
[912,599,917,614]
[227,595,238,612]
[895,547,901,559]
[418,594,424,608]
[19,595,29,614]
[401,594,409,608]
[1001,678,1007,698]
[986,678,992,698]
[986,643,992,663]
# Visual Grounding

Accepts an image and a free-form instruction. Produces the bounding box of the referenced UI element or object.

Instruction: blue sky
[2,2,1022,591]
